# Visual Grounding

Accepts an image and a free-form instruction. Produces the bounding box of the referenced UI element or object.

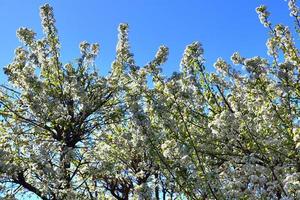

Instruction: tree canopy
[0,1,300,200]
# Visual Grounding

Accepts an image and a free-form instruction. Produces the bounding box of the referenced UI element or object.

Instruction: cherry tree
[0,1,299,199]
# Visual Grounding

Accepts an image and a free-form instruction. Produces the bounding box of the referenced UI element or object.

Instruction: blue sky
[0,1,296,199]
[0,0,294,80]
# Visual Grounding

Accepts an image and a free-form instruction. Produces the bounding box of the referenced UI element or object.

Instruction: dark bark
[13,172,50,200]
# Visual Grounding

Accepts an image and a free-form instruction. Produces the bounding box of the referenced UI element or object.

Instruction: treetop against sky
[0,0,300,199]
[0,0,294,78]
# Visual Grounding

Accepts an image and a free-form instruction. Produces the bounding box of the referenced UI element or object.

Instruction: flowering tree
[0,1,300,200]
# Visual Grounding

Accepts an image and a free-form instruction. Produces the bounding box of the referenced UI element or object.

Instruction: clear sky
[0,0,294,78]
[0,1,296,199]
